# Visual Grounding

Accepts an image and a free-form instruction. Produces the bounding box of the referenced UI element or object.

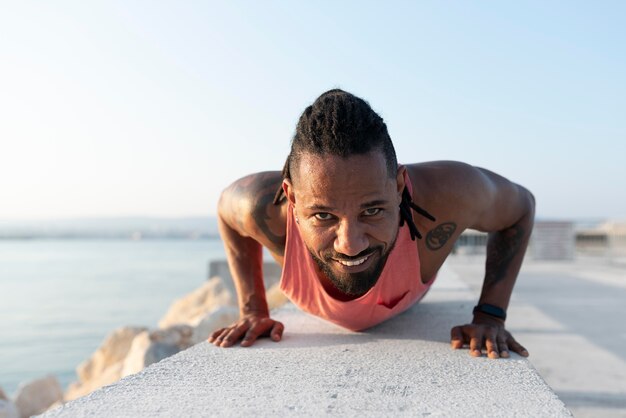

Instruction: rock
[120,331,151,378]
[59,276,286,403]
[65,362,124,402]
[191,305,240,344]
[14,375,63,418]
[209,260,283,292]
[150,324,194,346]
[158,277,235,328]
[266,282,289,310]
[145,342,182,365]
[76,326,147,383]
[65,326,146,402]
[0,386,18,418]
[45,400,64,413]
[121,325,195,378]
[0,399,19,418]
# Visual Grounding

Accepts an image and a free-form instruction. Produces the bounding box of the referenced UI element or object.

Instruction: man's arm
[450,167,535,359]
[478,195,534,314]
[208,172,286,348]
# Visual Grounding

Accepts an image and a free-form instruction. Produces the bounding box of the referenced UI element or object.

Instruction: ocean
[0,238,227,396]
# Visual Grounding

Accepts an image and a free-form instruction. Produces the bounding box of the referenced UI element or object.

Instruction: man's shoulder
[405,161,491,195]
[219,171,288,253]
[404,161,498,226]
[405,160,479,175]
[224,171,284,203]
[404,160,531,233]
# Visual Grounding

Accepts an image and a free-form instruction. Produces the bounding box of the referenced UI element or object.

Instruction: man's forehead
[292,151,388,181]
[290,152,394,204]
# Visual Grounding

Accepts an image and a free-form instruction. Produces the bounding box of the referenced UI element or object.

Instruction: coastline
[0,238,225,396]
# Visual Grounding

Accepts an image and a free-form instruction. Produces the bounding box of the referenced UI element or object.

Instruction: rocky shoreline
[0,275,287,417]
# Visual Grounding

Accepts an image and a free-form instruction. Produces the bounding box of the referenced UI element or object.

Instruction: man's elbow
[217,183,244,231]
[519,186,536,223]
[217,181,257,237]
[217,187,230,219]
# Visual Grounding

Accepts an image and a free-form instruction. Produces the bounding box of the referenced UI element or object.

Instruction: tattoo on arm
[426,222,457,250]
[484,225,525,287]
[231,173,286,252]
[251,176,286,251]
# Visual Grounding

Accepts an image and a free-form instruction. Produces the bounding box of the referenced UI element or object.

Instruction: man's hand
[208,314,284,348]
[450,316,528,359]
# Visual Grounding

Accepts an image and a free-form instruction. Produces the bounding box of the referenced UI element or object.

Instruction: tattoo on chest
[485,225,525,286]
[426,222,457,250]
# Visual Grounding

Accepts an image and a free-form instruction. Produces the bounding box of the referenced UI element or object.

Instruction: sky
[1,1,625,221]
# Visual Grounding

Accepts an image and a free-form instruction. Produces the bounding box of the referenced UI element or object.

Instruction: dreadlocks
[273,89,435,240]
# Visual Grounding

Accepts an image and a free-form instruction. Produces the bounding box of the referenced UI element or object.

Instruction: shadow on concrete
[556,390,626,409]
[516,271,626,363]
[267,300,477,350]
[365,300,471,341]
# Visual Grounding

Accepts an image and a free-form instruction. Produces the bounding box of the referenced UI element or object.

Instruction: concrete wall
[42,266,571,417]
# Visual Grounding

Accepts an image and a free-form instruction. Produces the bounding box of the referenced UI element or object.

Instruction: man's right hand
[208,314,284,348]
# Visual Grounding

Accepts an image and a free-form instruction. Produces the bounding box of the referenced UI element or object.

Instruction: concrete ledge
[42,267,571,417]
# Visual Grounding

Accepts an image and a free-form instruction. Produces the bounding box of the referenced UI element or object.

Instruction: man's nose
[334,221,369,257]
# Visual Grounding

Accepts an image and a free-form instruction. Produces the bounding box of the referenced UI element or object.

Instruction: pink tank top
[279,170,436,331]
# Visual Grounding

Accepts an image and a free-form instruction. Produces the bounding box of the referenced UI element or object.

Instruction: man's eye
[363,208,382,216]
[314,213,333,221]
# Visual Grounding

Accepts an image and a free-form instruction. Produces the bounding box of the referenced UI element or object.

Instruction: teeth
[337,255,369,267]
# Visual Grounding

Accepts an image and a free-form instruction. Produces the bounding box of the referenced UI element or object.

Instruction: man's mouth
[334,254,371,267]
[313,246,388,296]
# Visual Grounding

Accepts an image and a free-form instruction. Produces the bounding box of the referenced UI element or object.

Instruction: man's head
[284,89,398,182]
[279,89,406,297]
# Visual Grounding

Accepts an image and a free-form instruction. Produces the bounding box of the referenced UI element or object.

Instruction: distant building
[453,229,487,255]
[580,221,626,265]
[453,220,626,263]
[531,221,575,260]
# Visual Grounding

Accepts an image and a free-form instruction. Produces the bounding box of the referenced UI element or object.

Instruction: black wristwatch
[473,303,507,321]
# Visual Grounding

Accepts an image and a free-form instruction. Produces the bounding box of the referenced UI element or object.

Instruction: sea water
[0,238,226,395]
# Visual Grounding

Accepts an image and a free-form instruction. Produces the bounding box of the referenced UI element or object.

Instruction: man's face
[284,151,405,297]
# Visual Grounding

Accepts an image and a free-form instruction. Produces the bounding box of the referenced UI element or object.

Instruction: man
[209,89,534,359]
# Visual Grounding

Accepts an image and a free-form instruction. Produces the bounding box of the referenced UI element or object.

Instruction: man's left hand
[450,317,529,359]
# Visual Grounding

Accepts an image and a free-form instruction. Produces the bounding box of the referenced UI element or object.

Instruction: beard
[308,237,397,297]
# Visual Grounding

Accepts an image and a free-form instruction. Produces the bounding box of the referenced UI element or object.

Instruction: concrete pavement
[42,264,570,417]
[446,255,626,418]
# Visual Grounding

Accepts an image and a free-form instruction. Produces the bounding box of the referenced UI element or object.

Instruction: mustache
[326,247,381,262]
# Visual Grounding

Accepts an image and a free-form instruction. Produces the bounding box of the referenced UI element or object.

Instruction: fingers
[208,328,224,343]
[507,337,529,357]
[208,325,248,347]
[497,334,510,358]
[241,318,275,347]
[208,317,286,348]
[451,323,527,360]
[484,327,499,359]
[270,321,284,342]
[450,326,464,349]
[469,330,484,357]
[219,325,248,348]
[208,327,229,346]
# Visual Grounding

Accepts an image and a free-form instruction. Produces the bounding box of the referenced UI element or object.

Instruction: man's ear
[282,179,296,205]
[396,165,407,196]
